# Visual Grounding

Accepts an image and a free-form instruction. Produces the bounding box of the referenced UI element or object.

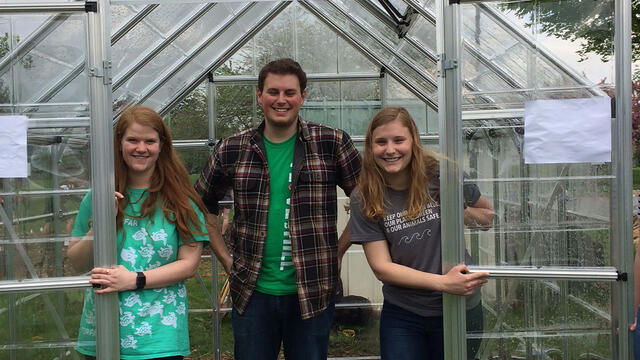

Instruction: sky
[499,4,635,86]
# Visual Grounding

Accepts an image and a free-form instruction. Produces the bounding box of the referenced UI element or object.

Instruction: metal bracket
[617,271,628,281]
[103,60,112,85]
[89,61,112,85]
[85,1,97,13]
[397,8,419,39]
[437,53,458,78]
[88,66,102,78]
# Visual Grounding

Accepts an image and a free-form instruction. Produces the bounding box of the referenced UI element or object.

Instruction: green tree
[214,63,260,138]
[0,32,13,104]
[0,32,34,104]
[166,63,258,174]
[501,1,639,62]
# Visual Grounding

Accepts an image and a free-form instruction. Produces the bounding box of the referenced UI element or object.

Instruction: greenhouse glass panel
[384,76,434,134]
[302,81,341,130]
[112,3,231,91]
[0,107,92,281]
[0,2,120,356]
[164,83,208,141]
[112,20,161,75]
[328,0,438,83]
[407,17,437,55]
[0,289,93,359]
[336,37,378,73]
[299,0,438,106]
[447,0,627,358]
[0,71,12,109]
[138,3,198,36]
[476,279,612,359]
[296,8,338,75]
[322,1,436,81]
[144,2,289,115]
[254,5,295,70]
[175,146,211,180]
[4,15,85,105]
[182,253,216,357]
[333,0,403,48]
[46,72,89,104]
[340,80,380,136]
[214,42,253,76]
[110,4,138,34]
[214,83,258,137]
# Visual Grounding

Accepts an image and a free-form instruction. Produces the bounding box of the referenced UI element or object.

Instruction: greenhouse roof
[0,0,603,118]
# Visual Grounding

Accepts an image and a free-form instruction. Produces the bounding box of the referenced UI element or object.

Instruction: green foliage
[0,32,12,104]
[166,86,210,174]
[166,62,260,173]
[500,1,640,62]
[214,63,260,137]
[634,167,640,189]
[0,32,10,59]
[0,32,35,104]
[168,87,209,140]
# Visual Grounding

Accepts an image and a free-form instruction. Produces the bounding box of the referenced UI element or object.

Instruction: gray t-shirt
[350,177,481,317]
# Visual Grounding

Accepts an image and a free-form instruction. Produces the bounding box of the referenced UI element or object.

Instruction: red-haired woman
[67,106,209,360]
[349,107,494,360]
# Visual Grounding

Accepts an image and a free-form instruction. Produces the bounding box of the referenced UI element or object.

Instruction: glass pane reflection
[472,279,611,359]
[0,289,93,358]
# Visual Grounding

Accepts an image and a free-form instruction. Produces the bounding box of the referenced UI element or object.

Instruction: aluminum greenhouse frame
[0,0,633,359]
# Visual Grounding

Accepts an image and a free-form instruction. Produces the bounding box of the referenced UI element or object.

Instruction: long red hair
[114,106,206,243]
[358,107,439,221]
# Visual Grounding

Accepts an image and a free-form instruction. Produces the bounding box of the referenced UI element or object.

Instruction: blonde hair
[358,107,439,221]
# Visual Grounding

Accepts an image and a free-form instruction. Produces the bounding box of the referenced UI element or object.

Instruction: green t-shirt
[255,133,297,295]
[72,188,208,359]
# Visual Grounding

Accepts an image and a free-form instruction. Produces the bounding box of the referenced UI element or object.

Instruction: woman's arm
[206,213,233,275]
[90,241,204,294]
[66,230,94,272]
[66,192,123,272]
[464,195,495,229]
[362,240,488,296]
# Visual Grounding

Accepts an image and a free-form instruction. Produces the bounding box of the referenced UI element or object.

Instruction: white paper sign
[524,97,611,164]
[0,115,28,178]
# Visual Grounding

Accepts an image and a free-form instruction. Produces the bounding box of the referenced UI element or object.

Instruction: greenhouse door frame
[0,1,119,359]
[436,0,634,359]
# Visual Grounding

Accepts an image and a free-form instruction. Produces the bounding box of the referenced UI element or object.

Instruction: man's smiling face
[257,73,306,131]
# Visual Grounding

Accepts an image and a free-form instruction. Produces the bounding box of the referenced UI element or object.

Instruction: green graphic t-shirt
[256,133,297,295]
[72,188,208,359]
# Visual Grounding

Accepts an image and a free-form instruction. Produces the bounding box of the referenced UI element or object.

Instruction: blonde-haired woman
[67,106,209,359]
[350,107,494,360]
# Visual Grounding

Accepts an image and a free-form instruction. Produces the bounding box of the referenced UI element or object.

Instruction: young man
[195,58,361,360]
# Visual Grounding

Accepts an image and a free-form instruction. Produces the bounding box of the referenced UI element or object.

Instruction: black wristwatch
[136,271,146,290]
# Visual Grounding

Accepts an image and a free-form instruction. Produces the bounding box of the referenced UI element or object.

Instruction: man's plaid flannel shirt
[194,118,361,320]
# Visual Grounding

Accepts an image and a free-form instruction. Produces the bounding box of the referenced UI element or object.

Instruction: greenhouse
[0,0,634,359]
